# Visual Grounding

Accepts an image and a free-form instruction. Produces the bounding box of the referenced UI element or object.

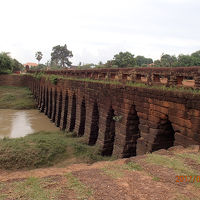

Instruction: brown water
[0,109,59,138]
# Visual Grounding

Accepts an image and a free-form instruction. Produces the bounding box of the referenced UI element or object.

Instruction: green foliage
[0,130,114,170]
[0,132,68,169]
[34,64,47,70]
[112,51,136,68]
[35,51,43,64]
[153,50,200,67]
[51,44,73,68]
[12,59,23,72]
[135,55,153,66]
[0,52,23,73]
[0,52,13,73]
[48,74,59,85]
[33,71,45,80]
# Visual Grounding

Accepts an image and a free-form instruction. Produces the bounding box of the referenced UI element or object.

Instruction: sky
[0,0,200,65]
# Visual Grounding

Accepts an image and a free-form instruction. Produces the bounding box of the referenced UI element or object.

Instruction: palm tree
[35,51,43,64]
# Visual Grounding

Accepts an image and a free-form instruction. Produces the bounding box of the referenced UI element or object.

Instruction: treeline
[153,51,200,67]
[0,52,23,74]
[78,50,200,69]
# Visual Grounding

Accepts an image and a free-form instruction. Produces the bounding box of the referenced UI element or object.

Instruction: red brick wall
[0,75,27,87]
[28,75,200,158]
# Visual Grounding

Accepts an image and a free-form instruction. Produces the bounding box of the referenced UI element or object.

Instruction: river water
[0,109,59,138]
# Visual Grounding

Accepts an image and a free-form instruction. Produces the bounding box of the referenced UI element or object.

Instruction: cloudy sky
[0,0,200,65]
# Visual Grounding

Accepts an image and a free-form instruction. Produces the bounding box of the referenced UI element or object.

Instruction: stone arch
[78,97,86,136]
[102,106,115,156]
[88,101,99,145]
[55,91,63,127]
[45,88,49,115]
[48,88,53,118]
[69,93,76,132]
[61,91,69,130]
[123,104,140,158]
[151,116,175,152]
[40,86,45,112]
[52,89,57,122]
[38,85,43,109]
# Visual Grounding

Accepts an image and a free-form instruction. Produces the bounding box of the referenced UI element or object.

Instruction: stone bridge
[2,66,200,158]
[26,67,200,158]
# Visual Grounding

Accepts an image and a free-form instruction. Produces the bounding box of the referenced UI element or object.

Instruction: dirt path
[0,146,200,200]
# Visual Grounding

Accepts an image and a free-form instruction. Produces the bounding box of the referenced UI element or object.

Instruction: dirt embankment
[0,145,200,200]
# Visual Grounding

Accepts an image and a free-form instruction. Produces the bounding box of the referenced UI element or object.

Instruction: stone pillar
[166,75,177,87]
[194,75,200,89]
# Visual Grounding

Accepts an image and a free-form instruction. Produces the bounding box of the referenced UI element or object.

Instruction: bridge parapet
[28,66,200,89]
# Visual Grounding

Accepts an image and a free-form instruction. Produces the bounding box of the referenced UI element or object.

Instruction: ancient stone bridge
[1,67,200,158]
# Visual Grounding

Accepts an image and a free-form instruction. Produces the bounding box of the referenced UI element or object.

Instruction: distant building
[23,62,38,70]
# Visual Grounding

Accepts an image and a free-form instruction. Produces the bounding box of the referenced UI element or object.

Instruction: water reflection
[10,111,33,138]
[0,109,59,138]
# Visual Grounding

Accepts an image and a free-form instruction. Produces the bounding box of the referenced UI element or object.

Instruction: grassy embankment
[0,86,36,109]
[0,86,113,170]
[0,131,113,170]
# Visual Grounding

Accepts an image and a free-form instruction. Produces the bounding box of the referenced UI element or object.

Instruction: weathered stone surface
[2,72,200,158]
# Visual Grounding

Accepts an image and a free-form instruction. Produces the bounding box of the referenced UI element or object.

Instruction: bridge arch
[61,91,69,130]
[123,104,140,158]
[88,101,99,145]
[48,88,53,118]
[151,116,175,152]
[44,87,49,115]
[102,106,115,156]
[51,89,57,122]
[55,91,63,127]
[78,97,86,136]
[69,93,76,132]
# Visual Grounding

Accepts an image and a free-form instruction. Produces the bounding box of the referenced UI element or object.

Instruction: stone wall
[29,66,200,88]
[0,75,27,87]
[28,75,200,158]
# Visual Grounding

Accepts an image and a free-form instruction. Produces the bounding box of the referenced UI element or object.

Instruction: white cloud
[0,0,200,64]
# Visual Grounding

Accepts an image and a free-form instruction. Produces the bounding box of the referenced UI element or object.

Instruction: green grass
[146,153,200,187]
[101,161,143,179]
[176,153,200,165]
[65,172,93,200]
[101,165,125,179]
[124,161,143,171]
[0,86,36,109]
[0,131,115,170]
[0,177,61,200]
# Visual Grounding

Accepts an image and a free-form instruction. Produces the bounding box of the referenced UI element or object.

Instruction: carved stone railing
[28,66,200,89]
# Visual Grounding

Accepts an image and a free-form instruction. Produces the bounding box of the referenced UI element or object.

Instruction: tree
[51,44,73,68]
[177,54,194,66]
[35,51,43,64]
[0,52,13,73]
[112,51,135,68]
[135,56,153,66]
[191,50,200,65]
[160,54,178,67]
[12,59,23,72]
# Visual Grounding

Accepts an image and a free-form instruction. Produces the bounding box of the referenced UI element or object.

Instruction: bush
[0,132,68,169]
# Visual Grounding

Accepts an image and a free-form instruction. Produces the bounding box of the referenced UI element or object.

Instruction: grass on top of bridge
[0,86,36,109]
[31,73,200,95]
